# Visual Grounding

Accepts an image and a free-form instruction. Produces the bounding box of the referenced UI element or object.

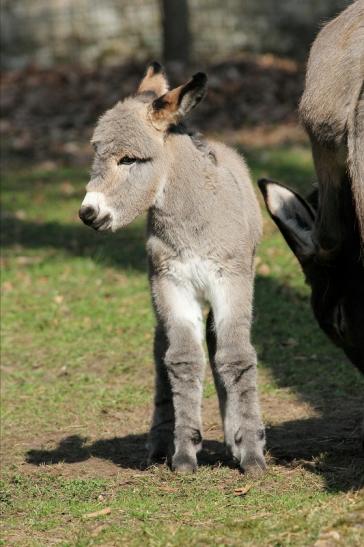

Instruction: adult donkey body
[79,63,266,474]
[259,0,364,372]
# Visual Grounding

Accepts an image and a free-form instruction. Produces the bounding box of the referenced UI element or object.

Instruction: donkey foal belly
[169,257,220,299]
[166,256,230,326]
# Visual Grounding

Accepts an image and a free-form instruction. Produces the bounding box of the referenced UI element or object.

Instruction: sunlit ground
[1,143,363,546]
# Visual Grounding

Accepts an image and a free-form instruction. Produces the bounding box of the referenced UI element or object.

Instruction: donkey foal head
[79,62,207,232]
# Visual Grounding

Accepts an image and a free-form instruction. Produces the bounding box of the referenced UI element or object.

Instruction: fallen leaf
[234,484,252,496]
[83,507,111,519]
[54,295,64,304]
[159,485,178,493]
[206,423,219,432]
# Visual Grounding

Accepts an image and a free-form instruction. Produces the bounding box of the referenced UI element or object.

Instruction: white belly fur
[164,256,231,338]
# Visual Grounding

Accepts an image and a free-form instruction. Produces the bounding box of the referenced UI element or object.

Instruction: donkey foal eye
[118,156,137,165]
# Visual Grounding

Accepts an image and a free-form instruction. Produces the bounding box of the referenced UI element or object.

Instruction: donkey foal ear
[258,179,316,261]
[137,61,169,97]
[175,72,208,117]
[150,72,207,129]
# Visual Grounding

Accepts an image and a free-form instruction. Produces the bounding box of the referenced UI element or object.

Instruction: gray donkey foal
[79,63,266,474]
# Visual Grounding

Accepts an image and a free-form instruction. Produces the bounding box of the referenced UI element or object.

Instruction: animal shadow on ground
[26,435,234,471]
[6,215,363,491]
[25,273,364,493]
[26,408,363,492]
[254,275,364,493]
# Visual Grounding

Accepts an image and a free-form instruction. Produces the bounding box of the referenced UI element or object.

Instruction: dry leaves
[83,507,111,519]
[234,484,252,496]
[159,485,178,494]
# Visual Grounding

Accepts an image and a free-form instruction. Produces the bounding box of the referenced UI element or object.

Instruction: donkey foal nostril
[79,206,97,224]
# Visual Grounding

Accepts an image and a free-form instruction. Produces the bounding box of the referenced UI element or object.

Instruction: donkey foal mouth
[92,214,112,231]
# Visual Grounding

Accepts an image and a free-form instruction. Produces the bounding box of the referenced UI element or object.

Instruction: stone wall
[1,0,352,69]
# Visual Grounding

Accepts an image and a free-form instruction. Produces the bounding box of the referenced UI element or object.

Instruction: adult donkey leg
[148,323,174,464]
[152,276,205,473]
[210,277,266,474]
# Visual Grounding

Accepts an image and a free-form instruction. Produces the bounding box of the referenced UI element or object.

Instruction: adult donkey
[79,63,266,474]
[259,0,364,372]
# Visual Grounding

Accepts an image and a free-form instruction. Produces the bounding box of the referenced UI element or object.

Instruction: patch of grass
[1,145,364,546]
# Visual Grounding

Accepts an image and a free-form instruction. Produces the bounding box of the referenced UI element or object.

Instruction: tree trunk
[160,0,190,64]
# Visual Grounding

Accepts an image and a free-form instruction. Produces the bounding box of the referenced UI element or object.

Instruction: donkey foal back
[79,63,266,474]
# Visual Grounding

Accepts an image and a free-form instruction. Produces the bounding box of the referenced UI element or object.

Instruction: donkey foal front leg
[165,323,205,472]
[151,277,205,472]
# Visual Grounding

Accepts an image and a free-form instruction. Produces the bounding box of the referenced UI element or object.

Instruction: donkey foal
[79,63,266,474]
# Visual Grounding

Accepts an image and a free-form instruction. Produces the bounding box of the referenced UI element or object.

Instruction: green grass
[1,144,364,546]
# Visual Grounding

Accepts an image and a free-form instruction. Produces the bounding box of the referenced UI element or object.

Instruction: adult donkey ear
[149,72,207,130]
[137,61,169,97]
[258,179,316,263]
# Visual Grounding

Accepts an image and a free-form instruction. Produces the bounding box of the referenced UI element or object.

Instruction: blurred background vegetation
[0,0,351,165]
[1,0,350,68]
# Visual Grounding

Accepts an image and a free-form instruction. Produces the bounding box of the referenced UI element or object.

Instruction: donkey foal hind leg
[206,310,227,423]
[211,278,266,475]
[148,324,175,464]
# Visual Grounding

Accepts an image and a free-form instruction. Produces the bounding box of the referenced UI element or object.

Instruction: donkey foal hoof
[147,447,170,466]
[147,431,173,465]
[147,453,167,466]
[241,453,267,477]
[172,454,197,474]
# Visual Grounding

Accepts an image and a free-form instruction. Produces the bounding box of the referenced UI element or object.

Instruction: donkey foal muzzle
[79,205,97,225]
[79,206,112,231]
